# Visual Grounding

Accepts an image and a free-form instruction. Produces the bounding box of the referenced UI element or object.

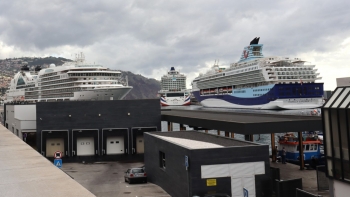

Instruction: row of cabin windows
[68,73,120,77]
[231,62,258,69]
[42,88,80,94]
[162,77,186,81]
[40,72,58,78]
[41,76,60,82]
[42,83,74,90]
[17,84,35,90]
[278,76,315,79]
[82,82,119,85]
[278,87,320,90]
[230,67,258,75]
[203,66,258,79]
[253,88,271,92]
[277,71,314,75]
[275,67,312,71]
[41,93,74,98]
[41,79,77,86]
[165,81,186,84]
[280,91,321,96]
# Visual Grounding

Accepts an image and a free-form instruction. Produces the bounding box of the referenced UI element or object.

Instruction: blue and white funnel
[238,37,264,62]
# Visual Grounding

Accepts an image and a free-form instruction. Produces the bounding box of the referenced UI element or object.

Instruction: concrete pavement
[271,161,330,197]
[0,125,95,197]
[62,161,170,197]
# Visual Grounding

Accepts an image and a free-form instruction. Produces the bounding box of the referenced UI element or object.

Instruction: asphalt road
[61,161,170,197]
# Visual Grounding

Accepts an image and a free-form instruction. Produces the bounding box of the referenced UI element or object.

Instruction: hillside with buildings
[0,57,161,99]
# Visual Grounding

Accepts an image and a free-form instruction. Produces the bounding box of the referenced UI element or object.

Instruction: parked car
[124,168,147,184]
[139,165,145,172]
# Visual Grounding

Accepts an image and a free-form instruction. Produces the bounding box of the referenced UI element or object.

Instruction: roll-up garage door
[46,138,64,157]
[136,135,144,154]
[106,136,124,155]
[77,137,95,156]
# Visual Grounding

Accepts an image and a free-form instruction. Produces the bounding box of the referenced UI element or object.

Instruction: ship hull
[192,83,324,110]
[160,96,191,106]
[6,87,132,103]
[69,87,132,101]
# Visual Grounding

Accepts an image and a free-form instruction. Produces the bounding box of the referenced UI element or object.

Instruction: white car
[124,168,147,184]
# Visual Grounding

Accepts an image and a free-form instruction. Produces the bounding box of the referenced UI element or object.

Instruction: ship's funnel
[35,65,42,72]
[250,37,260,45]
[20,64,30,71]
[238,37,264,62]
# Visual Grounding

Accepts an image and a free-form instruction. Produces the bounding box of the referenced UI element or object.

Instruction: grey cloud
[0,0,349,84]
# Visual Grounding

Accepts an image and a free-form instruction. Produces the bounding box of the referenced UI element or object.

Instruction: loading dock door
[106,136,124,155]
[77,137,95,156]
[136,135,144,154]
[46,138,64,157]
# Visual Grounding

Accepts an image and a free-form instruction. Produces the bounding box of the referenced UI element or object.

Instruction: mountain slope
[121,71,161,100]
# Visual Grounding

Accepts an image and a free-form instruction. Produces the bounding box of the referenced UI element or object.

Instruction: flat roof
[161,109,322,134]
[148,131,259,149]
[0,125,95,197]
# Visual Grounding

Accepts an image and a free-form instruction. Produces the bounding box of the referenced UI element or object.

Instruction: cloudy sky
[0,0,349,90]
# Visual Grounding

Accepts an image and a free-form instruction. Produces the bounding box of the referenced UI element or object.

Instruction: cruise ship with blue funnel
[191,37,324,109]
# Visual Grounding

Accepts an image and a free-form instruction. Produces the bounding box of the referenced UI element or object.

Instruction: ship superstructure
[191,37,324,109]
[158,67,190,106]
[5,53,132,103]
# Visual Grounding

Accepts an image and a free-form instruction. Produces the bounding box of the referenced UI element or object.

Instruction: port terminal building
[3,99,161,162]
[322,79,350,196]
[144,131,271,197]
[2,98,328,197]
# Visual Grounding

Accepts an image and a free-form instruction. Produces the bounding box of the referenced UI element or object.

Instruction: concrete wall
[336,77,350,87]
[36,99,161,161]
[191,147,271,197]
[144,132,271,197]
[333,179,350,197]
[4,104,36,140]
[14,105,36,120]
[144,132,190,197]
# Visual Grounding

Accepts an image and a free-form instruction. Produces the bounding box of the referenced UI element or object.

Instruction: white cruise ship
[192,37,324,109]
[5,54,132,103]
[158,67,191,106]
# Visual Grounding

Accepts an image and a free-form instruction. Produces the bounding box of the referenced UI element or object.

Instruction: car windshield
[132,169,144,173]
